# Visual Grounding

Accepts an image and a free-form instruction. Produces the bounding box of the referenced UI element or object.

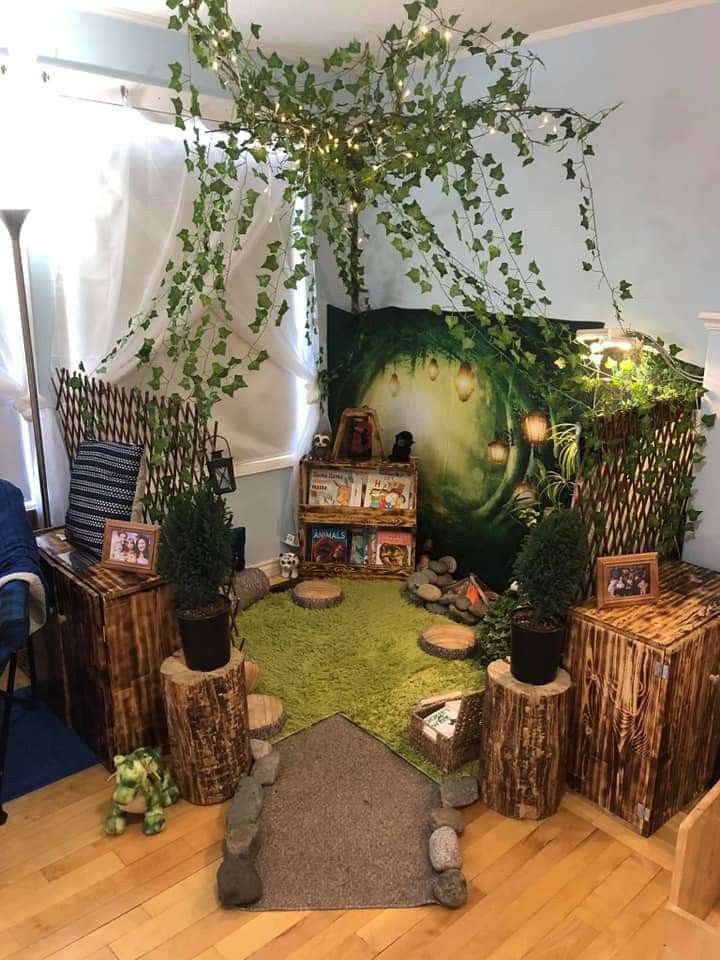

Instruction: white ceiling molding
[528,0,718,41]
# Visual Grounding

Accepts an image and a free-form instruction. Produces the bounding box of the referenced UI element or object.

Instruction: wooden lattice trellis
[54,368,218,523]
[575,399,699,597]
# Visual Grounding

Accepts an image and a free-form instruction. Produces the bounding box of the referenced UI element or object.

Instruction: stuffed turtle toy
[104,747,180,836]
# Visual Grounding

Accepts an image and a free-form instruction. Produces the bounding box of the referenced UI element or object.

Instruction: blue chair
[0,578,36,825]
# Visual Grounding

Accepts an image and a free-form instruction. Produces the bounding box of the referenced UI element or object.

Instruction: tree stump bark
[293,579,344,609]
[479,659,573,820]
[420,623,477,660]
[160,648,251,805]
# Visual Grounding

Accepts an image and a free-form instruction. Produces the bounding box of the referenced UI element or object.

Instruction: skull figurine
[311,433,332,460]
[279,552,300,579]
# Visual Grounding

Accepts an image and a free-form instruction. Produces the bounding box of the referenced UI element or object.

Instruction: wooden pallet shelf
[298,452,418,581]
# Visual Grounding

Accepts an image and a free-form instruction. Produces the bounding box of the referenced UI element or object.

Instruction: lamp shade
[522,410,549,446]
[454,361,475,402]
[487,437,510,465]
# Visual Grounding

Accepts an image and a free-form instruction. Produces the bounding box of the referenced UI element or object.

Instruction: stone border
[427,775,479,908]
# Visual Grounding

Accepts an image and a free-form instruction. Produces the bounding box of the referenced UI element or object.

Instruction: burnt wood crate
[36,528,181,769]
[565,561,720,836]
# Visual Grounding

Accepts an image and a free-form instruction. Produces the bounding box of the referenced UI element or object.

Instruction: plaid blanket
[0,480,47,645]
[0,580,30,669]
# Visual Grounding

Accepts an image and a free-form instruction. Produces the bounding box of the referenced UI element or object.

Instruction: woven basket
[409,689,484,774]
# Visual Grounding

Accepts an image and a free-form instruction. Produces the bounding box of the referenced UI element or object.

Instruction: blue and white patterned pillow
[65,441,145,556]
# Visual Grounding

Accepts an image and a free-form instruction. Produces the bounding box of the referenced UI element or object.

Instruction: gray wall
[322,2,720,365]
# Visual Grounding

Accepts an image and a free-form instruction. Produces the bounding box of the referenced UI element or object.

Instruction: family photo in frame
[101,520,160,576]
[596,552,659,609]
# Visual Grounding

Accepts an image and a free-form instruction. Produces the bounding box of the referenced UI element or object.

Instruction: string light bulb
[444,29,451,40]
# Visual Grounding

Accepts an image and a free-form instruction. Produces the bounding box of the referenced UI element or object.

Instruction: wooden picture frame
[101,520,160,576]
[595,552,659,609]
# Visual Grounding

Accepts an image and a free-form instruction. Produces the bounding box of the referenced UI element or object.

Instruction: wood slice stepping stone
[247,694,286,739]
[419,623,477,660]
[243,656,260,694]
[292,579,344,609]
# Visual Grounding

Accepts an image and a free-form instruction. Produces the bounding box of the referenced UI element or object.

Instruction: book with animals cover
[374,530,413,568]
[308,470,363,507]
[362,473,413,511]
[309,525,350,563]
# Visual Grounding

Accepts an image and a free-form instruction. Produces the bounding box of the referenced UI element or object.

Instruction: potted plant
[158,484,234,671]
[510,509,587,685]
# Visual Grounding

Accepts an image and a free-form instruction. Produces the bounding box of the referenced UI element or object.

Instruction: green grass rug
[235,578,485,780]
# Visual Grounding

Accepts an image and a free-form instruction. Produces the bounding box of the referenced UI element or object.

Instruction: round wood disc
[247,694,286,739]
[243,656,261,694]
[419,623,477,660]
[292,579,344,609]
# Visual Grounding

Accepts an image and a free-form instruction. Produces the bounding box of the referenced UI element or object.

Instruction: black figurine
[390,430,414,463]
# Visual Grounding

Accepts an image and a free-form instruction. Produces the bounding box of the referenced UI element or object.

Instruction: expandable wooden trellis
[54,368,218,523]
[575,399,699,596]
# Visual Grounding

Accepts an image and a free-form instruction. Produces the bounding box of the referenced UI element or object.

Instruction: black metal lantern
[207,435,236,494]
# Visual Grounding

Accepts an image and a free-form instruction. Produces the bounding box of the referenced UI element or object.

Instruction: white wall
[323,2,720,366]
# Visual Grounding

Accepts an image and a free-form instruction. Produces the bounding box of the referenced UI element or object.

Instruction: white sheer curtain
[46,98,317,486]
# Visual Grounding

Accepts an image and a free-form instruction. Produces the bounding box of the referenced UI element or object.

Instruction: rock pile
[406,556,496,626]
[216,738,281,908]
[427,775,478,908]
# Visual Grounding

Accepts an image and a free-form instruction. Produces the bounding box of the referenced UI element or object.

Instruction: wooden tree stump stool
[247,694,286,739]
[293,579,344,609]
[420,623,476,660]
[160,648,251,805]
[479,659,573,820]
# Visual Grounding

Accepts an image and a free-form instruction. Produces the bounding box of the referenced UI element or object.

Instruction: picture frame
[595,552,659,609]
[101,520,160,576]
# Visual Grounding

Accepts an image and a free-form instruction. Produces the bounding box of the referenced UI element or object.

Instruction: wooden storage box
[36,528,181,769]
[565,561,720,836]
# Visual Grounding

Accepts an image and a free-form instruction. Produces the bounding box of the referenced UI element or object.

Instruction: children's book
[374,530,413,568]
[362,473,413,511]
[423,700,461,739]
[308,470,362,507]
[349,528,368,565]
[309,525,349,563]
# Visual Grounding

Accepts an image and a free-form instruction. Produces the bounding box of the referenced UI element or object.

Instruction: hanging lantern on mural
[522,409,549,446]
[487,436,511,466]
[427,357,439,381]
[512,482,537,507]
[389,372,400,397]
[454,361,475,402]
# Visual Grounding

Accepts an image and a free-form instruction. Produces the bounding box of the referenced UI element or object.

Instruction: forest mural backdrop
[327,305,600,588]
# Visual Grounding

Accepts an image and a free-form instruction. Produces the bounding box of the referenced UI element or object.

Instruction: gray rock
[429,559,449,575]
[252,751,281,786]
[435,573,456,589]
[224,821,260,858]
[440,776,479,809]
[426,602,447,615]
[432,869,467,908]
[449,606,478,626]
[407,571,430,590]
[217,855,263,907]
[469,603,486,619]
[429,826,463,871]
[405,590,427,608]
[250,739,272,761]
[430,807,465,836]
[452,595,471,611]
[435,594,454,606]
[438,556,458,574]
[417,583,442,602]
[228,776,263,825]
[424,569,439,585]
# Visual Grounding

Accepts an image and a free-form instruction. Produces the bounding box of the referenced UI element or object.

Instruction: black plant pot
[510,609,565,686]
[176,598,231,671]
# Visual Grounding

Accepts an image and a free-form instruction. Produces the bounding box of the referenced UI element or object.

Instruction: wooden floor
[0,675,678,960]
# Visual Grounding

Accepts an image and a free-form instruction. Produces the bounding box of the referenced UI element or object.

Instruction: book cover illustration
[374,530,413,568]
[362,473,413,511]
[349,528,368,565]
[308,470,362,507]
[310,525,349,563]
[423,700,461,739]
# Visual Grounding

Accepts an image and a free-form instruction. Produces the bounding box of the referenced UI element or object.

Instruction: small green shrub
[475,590,522,666]
[158,484,234,613]
[512,509,588,627]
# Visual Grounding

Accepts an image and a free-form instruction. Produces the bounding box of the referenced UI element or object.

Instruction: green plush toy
[104,747,180,836]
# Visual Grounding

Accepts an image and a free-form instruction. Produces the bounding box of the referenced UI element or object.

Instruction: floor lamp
[0,209,51,527]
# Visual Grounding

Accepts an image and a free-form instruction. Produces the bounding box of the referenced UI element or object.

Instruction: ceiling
[72,0,687,60]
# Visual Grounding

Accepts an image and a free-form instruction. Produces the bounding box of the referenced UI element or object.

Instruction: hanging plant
[98,0,638,424]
